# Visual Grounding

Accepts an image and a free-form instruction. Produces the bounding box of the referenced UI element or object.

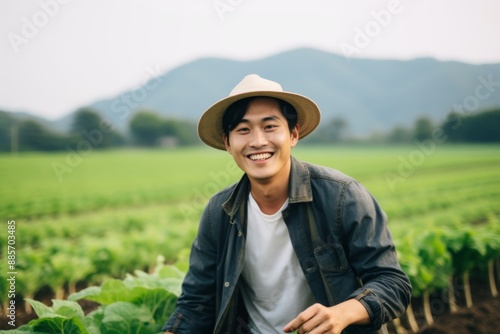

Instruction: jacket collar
[222,156,312,217]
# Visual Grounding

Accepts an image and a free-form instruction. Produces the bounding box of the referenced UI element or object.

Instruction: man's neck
[249,168,290,215]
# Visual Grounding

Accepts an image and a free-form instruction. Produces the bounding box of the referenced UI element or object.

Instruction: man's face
[224,98,299,184]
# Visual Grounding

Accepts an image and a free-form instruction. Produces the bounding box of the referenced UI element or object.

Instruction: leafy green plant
[0,257,184,334]
[1,299,88,334]
[443,226,487,308]
[415,230,452,325]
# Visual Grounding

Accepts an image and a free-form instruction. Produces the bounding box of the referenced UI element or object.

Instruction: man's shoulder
[302,160,355,185]
[300,160,377,202]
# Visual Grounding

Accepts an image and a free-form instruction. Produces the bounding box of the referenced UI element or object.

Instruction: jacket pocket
[313,243,349,273]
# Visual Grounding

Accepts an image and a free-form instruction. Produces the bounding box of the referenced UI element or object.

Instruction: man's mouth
[248,153,273,161]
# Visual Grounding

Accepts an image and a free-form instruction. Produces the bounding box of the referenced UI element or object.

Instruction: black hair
[221,97,298,138]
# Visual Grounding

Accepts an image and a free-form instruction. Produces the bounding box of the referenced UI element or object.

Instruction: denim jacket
[163,157,412,334]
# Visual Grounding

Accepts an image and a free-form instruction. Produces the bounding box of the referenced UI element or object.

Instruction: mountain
[11,48,500,137]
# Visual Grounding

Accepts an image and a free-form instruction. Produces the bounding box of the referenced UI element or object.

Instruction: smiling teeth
[249,153,272,161]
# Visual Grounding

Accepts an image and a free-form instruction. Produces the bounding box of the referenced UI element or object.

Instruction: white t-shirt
[240,193,316,334]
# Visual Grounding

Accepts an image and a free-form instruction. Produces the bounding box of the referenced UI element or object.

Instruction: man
[163,74,411,334]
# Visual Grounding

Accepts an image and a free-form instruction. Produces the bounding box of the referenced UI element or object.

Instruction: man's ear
[291,124,299,147]
[223,135,232,153]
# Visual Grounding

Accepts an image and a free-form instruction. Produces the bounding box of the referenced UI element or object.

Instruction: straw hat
[197,74,321,150]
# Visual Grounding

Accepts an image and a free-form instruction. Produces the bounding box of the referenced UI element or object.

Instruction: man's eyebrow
[238,115,280,124]
[262,116,279,122]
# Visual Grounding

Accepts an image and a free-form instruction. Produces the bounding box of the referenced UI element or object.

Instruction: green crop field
[1,144,499,333]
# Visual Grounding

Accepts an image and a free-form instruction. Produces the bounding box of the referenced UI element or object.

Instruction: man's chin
[247,171,274,183]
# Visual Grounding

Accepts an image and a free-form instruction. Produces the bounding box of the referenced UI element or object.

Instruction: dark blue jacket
[163,157,411,333]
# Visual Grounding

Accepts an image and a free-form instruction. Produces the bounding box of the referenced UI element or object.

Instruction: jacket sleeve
[341,181,412,330]
[162,202,218,333]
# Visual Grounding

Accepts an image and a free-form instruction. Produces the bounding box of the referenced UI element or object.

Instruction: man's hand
[283,299,370,334]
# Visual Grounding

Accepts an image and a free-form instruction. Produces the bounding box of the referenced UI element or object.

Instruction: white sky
[1,0,499,120]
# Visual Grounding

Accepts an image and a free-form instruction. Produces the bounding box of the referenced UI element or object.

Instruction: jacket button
[224,282,230,287]
[238,231,242,237]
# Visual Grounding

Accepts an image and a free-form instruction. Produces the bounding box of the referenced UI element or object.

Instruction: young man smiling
[163,74,411,334]
[224,97,297,215]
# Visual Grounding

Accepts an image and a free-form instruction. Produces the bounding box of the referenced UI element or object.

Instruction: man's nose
[250,129,268,148]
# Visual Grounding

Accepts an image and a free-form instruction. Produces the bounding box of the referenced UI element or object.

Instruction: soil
[2,275,499,333]
[388,271,499,334]
[418,297,499,334]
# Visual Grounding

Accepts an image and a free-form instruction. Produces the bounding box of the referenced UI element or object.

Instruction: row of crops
[0,203,198,313]
[0,256,187,334]
[1,145,499,333]
[0,148,240,220]
[393,214,499,332]
[3,217,498,334]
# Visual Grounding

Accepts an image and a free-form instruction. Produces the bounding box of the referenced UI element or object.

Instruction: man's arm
[341,181,412,329]
[161,203,218,333]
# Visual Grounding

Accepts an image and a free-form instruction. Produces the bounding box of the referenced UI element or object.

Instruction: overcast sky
[1,0,499,120]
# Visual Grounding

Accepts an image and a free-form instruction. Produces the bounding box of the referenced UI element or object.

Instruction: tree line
[0,107,499,152]
[304,107,500,145]
[0,108,199,152]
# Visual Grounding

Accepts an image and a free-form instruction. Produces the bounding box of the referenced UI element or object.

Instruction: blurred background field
[1,144,499,295]
[1,144,499,333]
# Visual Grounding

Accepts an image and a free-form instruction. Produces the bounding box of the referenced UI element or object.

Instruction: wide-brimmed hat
[198,74,321,150]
